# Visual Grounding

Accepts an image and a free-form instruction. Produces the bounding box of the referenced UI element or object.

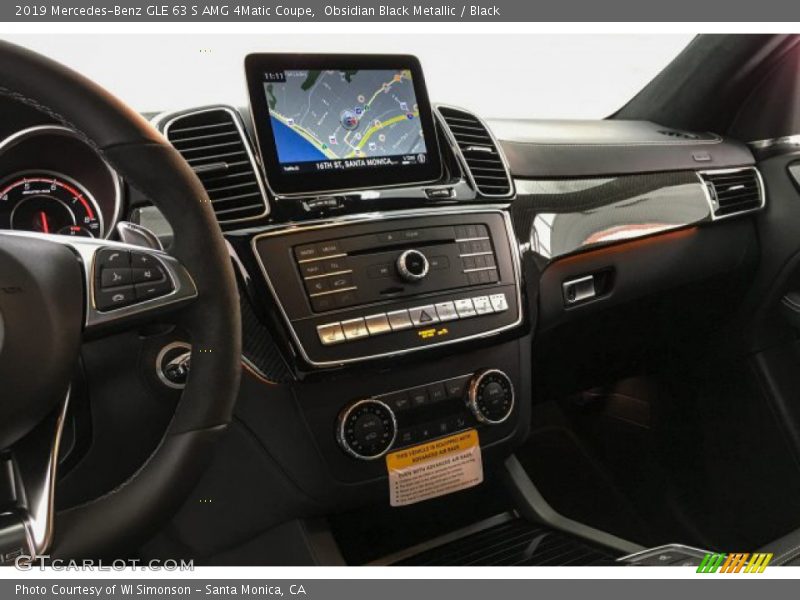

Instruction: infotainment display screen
[245,54,442,196]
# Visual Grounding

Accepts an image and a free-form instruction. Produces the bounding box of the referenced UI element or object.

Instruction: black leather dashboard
[491,119,755,178]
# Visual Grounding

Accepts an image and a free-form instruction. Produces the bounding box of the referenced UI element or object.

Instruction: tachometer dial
[0,173,103,238]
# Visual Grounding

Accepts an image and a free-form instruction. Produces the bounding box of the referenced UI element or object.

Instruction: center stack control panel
[337,369,516,460]
[253,210,521,366]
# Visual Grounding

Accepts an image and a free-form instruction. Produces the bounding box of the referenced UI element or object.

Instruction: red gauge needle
[38,211,50,234]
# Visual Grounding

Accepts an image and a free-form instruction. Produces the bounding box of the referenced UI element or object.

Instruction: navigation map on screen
[263,68,429,174]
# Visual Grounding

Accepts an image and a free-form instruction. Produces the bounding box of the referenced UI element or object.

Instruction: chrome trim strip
[250,205,523,368]
[504,455,645,555]
[308,286,357,298]
[696,166,766,221]
[303,269,353,281]
[455,236,490,242]
[297,252,348,264]
[435,104,515,199]
[152,105,271,224]
[0,125,123,239]
[749,135,800,151]
[618,543,711,565]
[7,390,71,558]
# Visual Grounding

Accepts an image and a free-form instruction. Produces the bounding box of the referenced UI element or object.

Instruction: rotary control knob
[467,369,515,425]
[396,249,430,282]
[337,399,397,460]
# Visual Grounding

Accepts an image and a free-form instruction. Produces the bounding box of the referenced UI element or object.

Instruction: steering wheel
[0,41,242,559]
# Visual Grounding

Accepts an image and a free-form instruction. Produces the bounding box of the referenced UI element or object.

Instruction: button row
[376,228,429,244]
[381,374,472,413]
[396,414,473,447]
[316,292,509,346]
[299,255,350,279]
[454,224,489,241]
[367,254,449,280]
[459,239,492,256]
[305,272,355,295]
[294,240,342,262]
[458,237,498,285]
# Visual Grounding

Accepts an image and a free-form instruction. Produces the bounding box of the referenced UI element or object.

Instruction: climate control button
[467,369,515,424]
[337,399,397,460]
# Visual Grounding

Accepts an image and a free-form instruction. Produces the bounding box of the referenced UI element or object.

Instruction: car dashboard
[0,55,765,544]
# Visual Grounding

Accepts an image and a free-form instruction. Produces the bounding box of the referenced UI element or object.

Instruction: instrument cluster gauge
[0,172,103,238]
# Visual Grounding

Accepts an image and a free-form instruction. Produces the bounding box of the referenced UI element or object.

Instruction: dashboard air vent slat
[437,106,513,198]
[698,167,764,219]
[163,107,269,223]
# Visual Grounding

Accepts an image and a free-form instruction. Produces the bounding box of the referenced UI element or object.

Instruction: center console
[252,209,522,367]
[248,207,525,476]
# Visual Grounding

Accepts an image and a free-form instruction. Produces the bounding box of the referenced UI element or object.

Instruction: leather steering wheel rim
[0,40,242,558]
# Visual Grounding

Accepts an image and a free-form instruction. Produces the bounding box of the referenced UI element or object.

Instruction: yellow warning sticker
[386,429,483,507]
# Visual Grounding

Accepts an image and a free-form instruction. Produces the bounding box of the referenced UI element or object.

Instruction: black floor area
[395,517,618,566]
[329,473,515,565]
[517,358,800,552]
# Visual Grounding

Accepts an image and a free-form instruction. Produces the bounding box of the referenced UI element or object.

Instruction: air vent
[162,107,269,223]
[698,167,764,219]
[437,106,513,198]
[657,129,701,140]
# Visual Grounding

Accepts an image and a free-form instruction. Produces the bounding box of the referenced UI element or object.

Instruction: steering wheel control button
[435,301,459,321]
[387,309,414,331]
[96,247,131,269]
[341,317,369,340]
[95,285,136,311]
[131,251,160,269]
[100,267,133,288]
[317,322,346,346]
[455,298,477,318]
[468,369,515,425]
[409,305,439,327]
[396,249,430,282]
[337,399,397,460]
[365,313,391,336]
[132,265,166,283]
[135,278,174,301]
